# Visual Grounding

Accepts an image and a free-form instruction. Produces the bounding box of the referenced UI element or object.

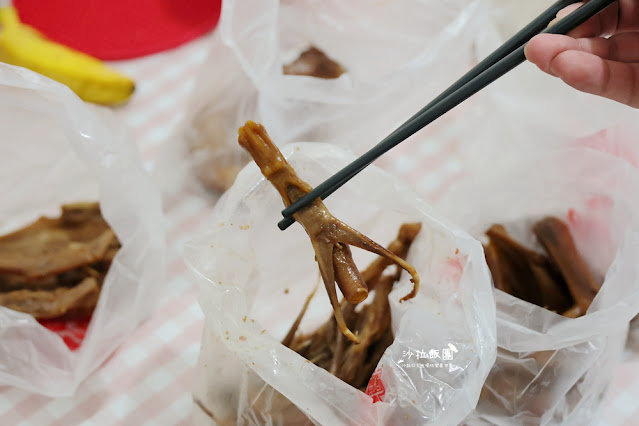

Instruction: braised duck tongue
[0,276,100,319]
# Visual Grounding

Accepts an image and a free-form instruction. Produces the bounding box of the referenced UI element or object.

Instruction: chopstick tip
[278,215,295,230]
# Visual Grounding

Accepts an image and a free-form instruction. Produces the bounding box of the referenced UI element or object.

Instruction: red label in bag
[39,316,91,351]
[366,368,385,403]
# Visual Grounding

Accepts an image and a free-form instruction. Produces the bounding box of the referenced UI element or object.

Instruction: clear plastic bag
[163,0,489,194]
[469,0,636,142]
[570,116,639,359]
[431,6,639,414]
[437,139,639,425]
[188,142,496,425]
[0,64,166,396]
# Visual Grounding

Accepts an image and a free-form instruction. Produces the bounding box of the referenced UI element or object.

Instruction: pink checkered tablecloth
[0,30,638,426]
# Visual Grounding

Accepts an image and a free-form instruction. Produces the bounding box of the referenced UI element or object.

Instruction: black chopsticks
[278,0,617,231]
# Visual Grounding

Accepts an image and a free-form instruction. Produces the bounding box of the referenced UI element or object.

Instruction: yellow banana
[0,6,135,105]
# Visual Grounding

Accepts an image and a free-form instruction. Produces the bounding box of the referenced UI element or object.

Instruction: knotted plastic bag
[0,64,165,396]
[188,141,496,425]
[437,138,639,424]
[163,0,488,194]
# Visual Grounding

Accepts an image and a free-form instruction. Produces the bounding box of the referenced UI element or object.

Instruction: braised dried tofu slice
[0,203,116,280]
[283,46,345,79]
[0,276,100,319]
[238,121,419,343]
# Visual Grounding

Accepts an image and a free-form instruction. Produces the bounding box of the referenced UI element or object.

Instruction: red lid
[13,0,222,60]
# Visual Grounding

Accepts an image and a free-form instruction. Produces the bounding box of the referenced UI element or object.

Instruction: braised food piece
[484,225,572,312]
[283,46,345,79]
[533,217,601,313]
[361,223,421,284]
[479,218,603,421]
[0,202,115,280]
[562,305,582,318]
[286,223,420,389]
[289,276,395,390]
[0,276,100,319]
[238,121,419,343]
[0,264,109,292]
[484,242,507,293]
[60,202,102,225]
[483,238,543,307]
[484,217,601,318]
[0,202,119,319]
[528,260,573,313]
[486,225,545,264]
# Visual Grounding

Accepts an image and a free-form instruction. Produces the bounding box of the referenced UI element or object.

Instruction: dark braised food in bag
[283,46,345,79]
[196,222,422,424]
[483,217,602,318]
[190,47,345,194]
[0,202,120,319]
[478,217,605,418]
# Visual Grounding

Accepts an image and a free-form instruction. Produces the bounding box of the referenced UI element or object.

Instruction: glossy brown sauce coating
[238,121,419,343]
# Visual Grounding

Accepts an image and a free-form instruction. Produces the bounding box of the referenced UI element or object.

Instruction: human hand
[525,1,639,108]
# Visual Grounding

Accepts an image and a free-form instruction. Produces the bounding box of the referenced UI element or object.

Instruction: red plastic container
[13,0,222,60]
